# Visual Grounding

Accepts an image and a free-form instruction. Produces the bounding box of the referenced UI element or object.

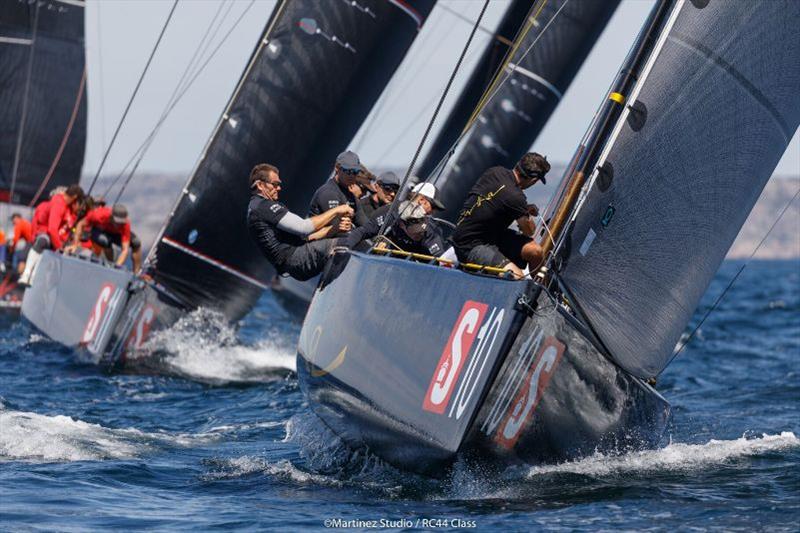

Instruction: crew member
[451,152,549,278]
[71,203,141,271]
[20,184,84,284]
[409,181,446,215]
[308,151,371,227]
[358,171,400,226]
[248,163,375,280]
[378,200,446,257]
[8,213,33,274]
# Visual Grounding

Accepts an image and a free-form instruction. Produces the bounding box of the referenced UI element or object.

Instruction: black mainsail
[147,0,436,320]
[0,0,87,206]
[558,0,800,379]
[421,0,619,221]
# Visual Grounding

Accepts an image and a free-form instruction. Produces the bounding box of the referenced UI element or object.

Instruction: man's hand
[337,216,353,233]
[336,204,354,218]
[347,183,362,199]
[527,203,539,217]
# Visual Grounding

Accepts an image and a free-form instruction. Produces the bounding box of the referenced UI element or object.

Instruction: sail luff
[559,0,800,378]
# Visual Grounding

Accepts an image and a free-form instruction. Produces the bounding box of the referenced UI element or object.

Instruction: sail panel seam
[160,236,269,290]
[506,61,563,99]
[0,36,33,46]
[667,32,792,142]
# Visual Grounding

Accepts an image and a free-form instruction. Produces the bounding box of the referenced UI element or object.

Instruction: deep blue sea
[1,260,798,531]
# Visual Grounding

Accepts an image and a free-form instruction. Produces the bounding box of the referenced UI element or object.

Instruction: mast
[0,0,88,206]
[535,0,674,272]
[550,0,800,378]
[146,0,437,321]
[426,0,620,223]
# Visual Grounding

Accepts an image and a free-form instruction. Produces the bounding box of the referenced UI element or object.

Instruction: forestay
[561,0,800,378]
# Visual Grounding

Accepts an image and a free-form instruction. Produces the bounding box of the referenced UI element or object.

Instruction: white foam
[204,456,342,485]
[525,432,800,478]
[128,308,296,384]
[0,407,219,462]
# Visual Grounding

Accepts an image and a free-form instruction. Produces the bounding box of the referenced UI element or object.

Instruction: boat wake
[125,308,296,385]
[522,432,800,479]
[0,405,218,463]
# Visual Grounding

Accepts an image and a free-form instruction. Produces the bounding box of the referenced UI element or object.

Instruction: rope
[29,67,88,206]
[9,1,40,204]
[663,185,800,374]
[427,0,570,186]
[111,0,255,203]
[86,0,179,196]
[103,0,232,199]
[379,0,491,235]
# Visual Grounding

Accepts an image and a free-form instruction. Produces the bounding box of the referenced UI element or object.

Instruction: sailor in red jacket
[20,184,84,285]
[71,203,141,271]
[9,213,33,274]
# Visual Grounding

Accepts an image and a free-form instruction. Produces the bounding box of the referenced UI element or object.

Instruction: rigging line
[85,0,179,196]
[379,0,491,236]
[29,68,88,207]
[664,185,800,374]
[9,1,40,204]
[428,0,569,186]
[102,0,230,199]
[113,0,256,204]
[436,1,513,47]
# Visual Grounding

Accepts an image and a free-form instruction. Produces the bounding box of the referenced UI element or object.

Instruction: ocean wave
[126,308,296,384]
[0,407,219,463]
[524,432,800,478]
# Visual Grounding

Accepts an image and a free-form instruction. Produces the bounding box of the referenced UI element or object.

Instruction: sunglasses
[339,167,361,176]
[379,184,399,193]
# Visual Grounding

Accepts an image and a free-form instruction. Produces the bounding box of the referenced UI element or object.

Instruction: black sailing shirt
[452,166,528,255]
[246,195,304,270]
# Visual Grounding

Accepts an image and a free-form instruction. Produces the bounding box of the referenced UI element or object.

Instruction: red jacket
[11,217,33,249]
[32,194,71,249]
[84,206,131,244]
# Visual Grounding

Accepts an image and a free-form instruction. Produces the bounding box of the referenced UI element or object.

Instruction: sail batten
[560,0,800,379]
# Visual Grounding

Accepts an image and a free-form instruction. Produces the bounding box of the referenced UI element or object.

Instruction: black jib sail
[559,0,800,379]
[147,0,436,320]
[0,0,87,206]
[413,0,532,184]
[422,0,619,222]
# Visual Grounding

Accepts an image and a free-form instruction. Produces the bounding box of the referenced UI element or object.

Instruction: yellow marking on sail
[311,346,347,377]
[609,92,625,104]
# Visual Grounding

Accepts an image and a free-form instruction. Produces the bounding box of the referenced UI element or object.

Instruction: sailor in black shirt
[308,150,371,227]
[247,163,375,280]
[358,171,400,226]
[452,152,550,278]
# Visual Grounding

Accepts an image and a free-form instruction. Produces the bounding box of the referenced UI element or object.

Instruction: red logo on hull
[423,301,488,414]
[124,305,157,352]
[494,336,564,449]
[81,284,116,345]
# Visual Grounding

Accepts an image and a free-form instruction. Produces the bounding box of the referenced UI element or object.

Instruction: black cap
[335,150,363,172]
[377,171,400,187]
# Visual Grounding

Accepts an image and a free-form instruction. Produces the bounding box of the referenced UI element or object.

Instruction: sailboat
[21,0,436,364]
[0,0,87,312]
[272,0,621,313]
[296,0,800,474]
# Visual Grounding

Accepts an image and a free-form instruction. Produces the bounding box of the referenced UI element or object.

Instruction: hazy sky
[83,0,799,181]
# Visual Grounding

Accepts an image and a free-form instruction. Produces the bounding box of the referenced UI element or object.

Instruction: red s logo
[81,284,115,344]
[423,301,488,414]
[125,305,156,352]
[495,336,564,449]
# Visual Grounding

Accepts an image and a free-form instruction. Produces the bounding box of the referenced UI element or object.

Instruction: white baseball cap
[410,182,445,210]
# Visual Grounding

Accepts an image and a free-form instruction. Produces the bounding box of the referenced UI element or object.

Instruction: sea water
[0,260,797,530]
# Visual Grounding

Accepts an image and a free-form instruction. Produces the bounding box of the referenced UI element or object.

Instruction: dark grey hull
[297,251,670,475]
